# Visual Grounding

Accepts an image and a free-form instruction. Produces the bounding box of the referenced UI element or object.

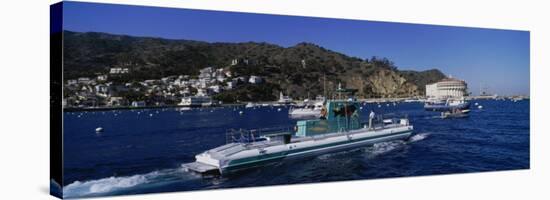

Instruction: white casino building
[426,77,468,99]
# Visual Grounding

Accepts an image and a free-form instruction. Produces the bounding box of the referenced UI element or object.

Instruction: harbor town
[63,64,265,110]
[63,65,528,111]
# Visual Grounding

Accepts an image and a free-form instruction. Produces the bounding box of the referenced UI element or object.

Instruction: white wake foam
[409,133,429,143]
[369,141,405,156]
[63,168,193,198]
[64,173,152,197]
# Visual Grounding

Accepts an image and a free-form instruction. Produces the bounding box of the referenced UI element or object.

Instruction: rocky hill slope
[63,31,446,99]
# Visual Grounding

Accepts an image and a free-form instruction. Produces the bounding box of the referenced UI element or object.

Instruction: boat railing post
[230,129,234,143]
[240,129,245,143]
[227,129,234,143]
[251,129,256,143]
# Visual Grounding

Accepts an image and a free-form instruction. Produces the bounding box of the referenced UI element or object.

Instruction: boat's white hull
[283,129,411,161]
[185,125,413,175]
[289,109,321,117]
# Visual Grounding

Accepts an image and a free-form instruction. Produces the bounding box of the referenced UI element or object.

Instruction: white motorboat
[288,101,324,118]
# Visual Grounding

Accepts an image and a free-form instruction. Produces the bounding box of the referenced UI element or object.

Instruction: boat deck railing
[225,126,294,144]
[359,112,409,130]
[226,113,409,144]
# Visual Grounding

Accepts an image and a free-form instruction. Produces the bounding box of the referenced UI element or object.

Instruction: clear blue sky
[62,2,530,96]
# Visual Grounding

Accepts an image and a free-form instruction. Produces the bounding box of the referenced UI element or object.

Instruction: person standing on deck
[369,110,375,130]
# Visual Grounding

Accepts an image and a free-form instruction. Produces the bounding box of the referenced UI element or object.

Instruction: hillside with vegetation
[63,31,446,102]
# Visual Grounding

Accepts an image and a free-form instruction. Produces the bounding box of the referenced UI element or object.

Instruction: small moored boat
[288,101,325,118]
[424,97,470,112]
[441,109,469,119]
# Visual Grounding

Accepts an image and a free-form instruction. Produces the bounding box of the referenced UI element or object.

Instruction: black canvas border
[50,2,63,199]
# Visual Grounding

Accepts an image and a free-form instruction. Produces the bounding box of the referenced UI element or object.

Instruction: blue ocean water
[62,99,529,198]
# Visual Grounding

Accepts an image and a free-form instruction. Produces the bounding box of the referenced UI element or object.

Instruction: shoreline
[63,104,245,112]
[63,97,529,112]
